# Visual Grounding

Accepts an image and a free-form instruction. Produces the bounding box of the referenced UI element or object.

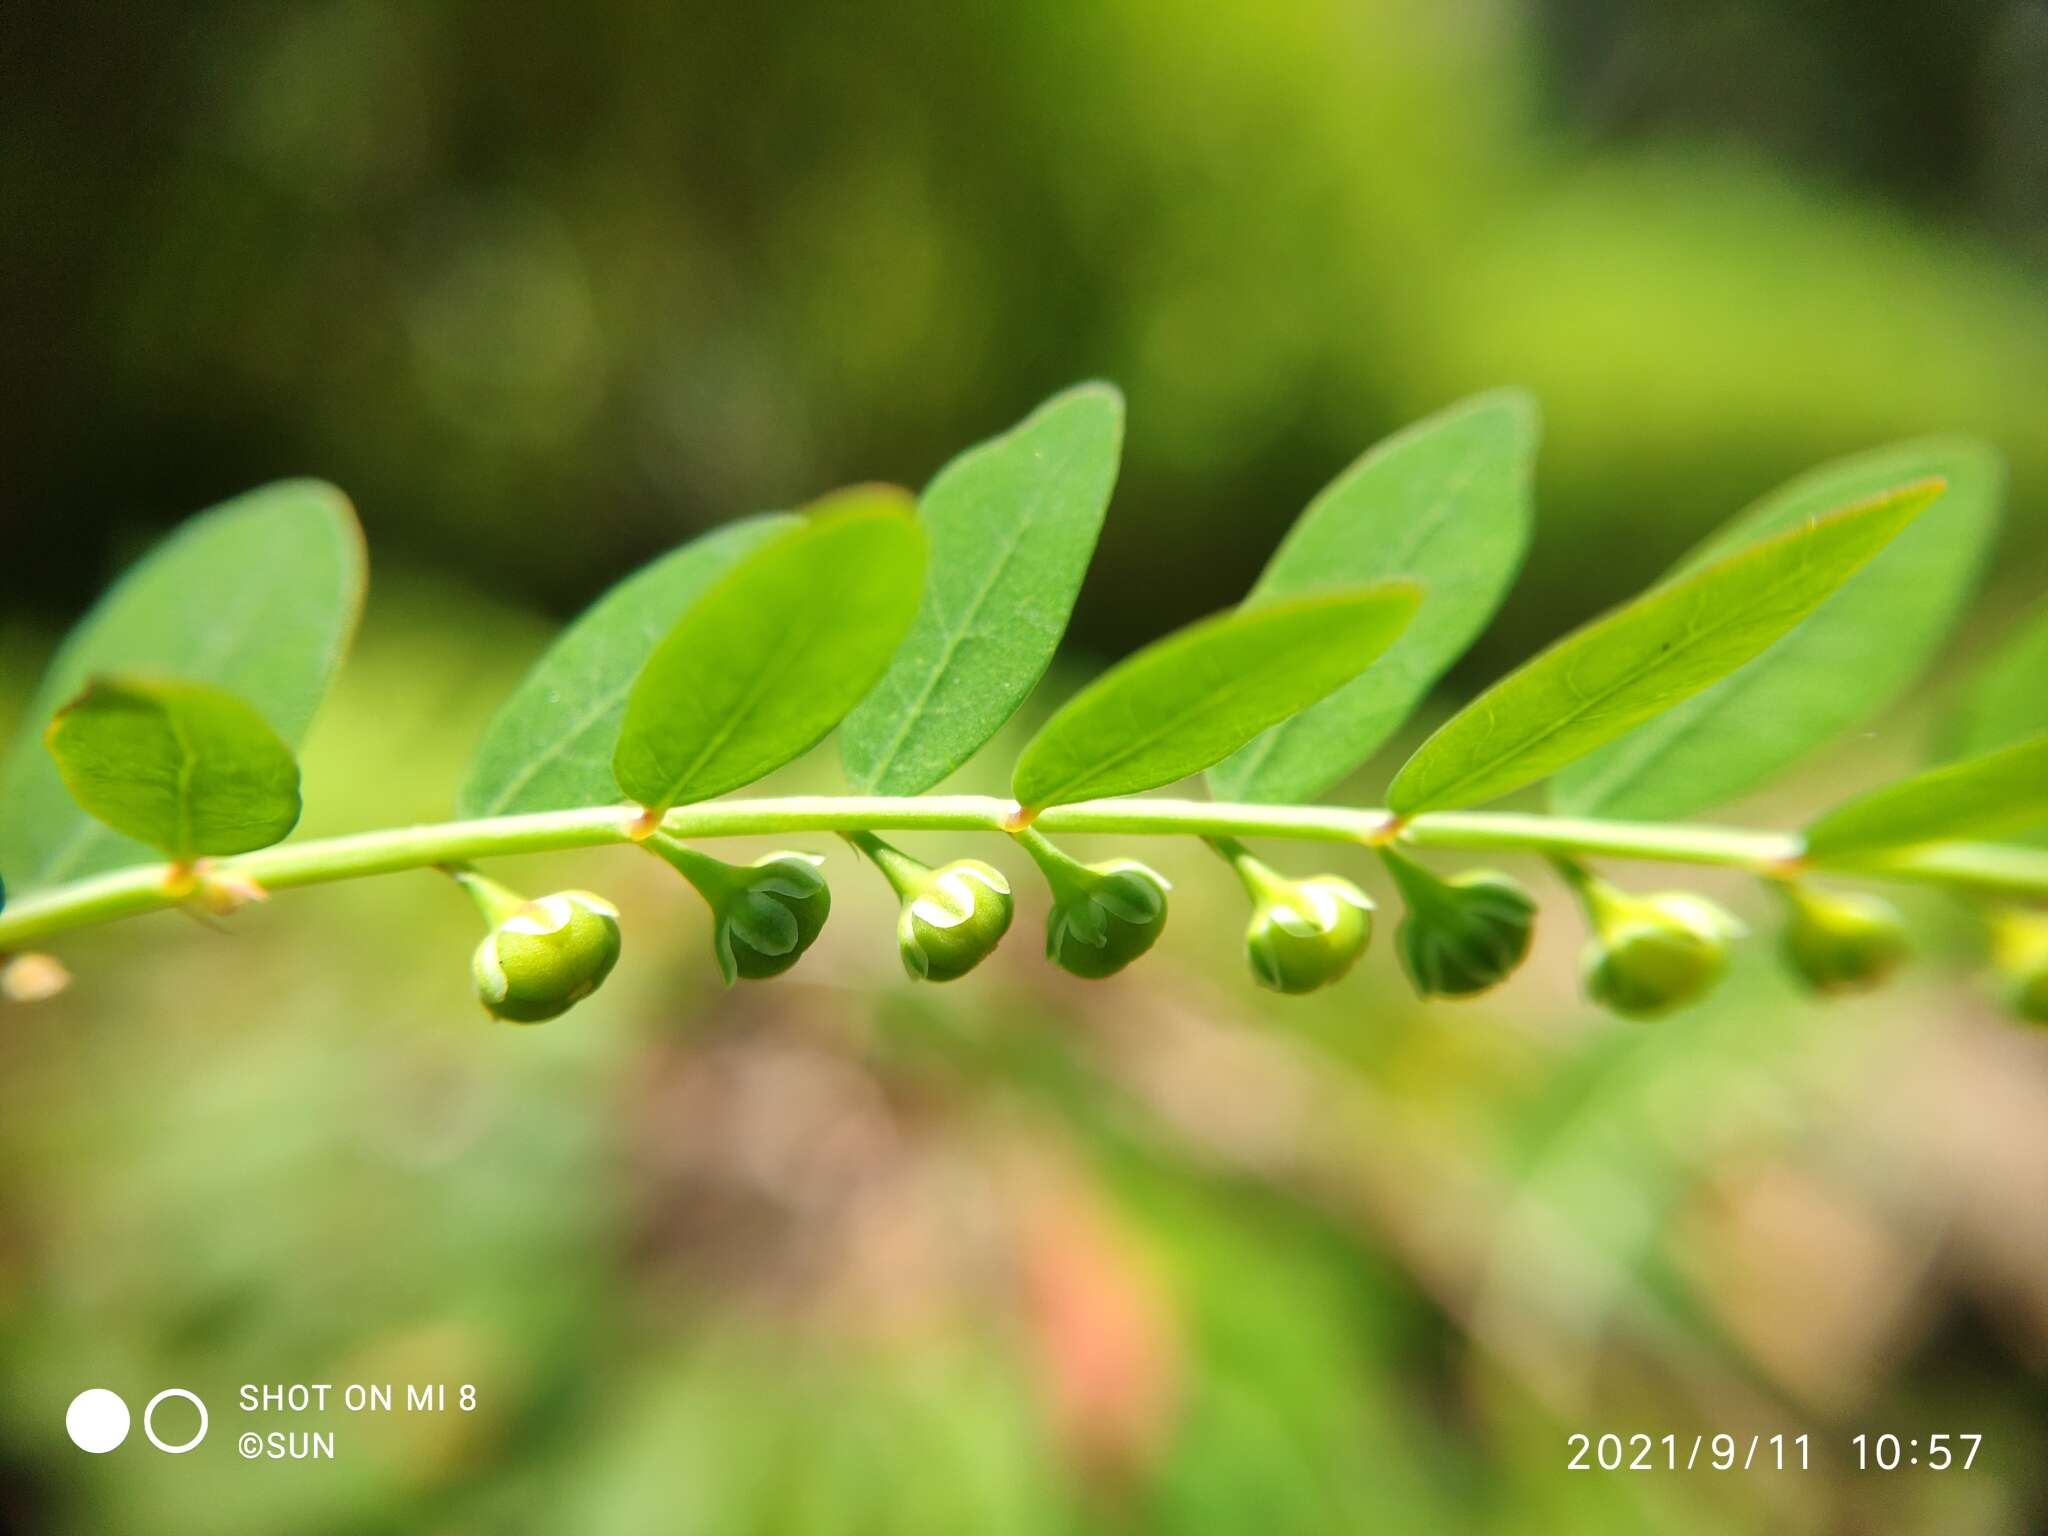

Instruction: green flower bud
[456,870,622,1024]
[646,836,831,983]
[1775,882,1908,995]
[1014,828,1170,980]
[720,853,832,982]
[1990,907,2048,1025]
[1248,876,1374,995]
[1212,839,1371,995]
[899,859,1014,981]
[848,833,1013,982]
[1382,849,1536,999]
[1557,861,1742,1020]
[1047,859,1172,979]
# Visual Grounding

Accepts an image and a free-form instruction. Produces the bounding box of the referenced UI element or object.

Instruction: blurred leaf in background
[4,0,2045,666]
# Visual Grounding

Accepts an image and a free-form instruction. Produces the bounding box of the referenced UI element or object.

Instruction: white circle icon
[143,1388,208,1454]
[65,1389,131,1453]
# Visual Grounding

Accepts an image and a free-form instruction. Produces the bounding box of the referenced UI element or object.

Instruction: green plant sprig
[2,798,2043,954]
[4,386,2045,1021]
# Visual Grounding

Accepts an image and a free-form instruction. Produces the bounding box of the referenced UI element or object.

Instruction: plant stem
[448,865,528,928]
[1202,835,1291,906]
[1010,824,1091,901]
[2,794,2045,950]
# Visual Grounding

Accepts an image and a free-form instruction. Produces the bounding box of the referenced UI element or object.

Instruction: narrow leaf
[614,488,926,813]
[44,676,302,860]
[1805,734,2048,858]
[1012,585,1420,809]
[0,480,363,890]
[459,514,797,817]
[1386,480,1942,816]
[841,383,1124,794]
[1555,439,2000,819]
[1943,605,2048,760]
[1209,389,1537,803]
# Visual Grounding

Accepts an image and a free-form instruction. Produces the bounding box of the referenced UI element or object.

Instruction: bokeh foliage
[5,0,2045,659]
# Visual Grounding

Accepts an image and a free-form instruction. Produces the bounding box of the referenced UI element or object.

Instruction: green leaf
[1554,439,2001,819]
[1012,585,1421,809]
[459,515,798,817]
[1386,480,1942,816]
[1804,734,2048,858]
[1209,389,1537,803]
[841,383,1124,795]
[1943,605,2048,760]
[614,488,926,813]
[0,480,363,890]
[44,676,302,860]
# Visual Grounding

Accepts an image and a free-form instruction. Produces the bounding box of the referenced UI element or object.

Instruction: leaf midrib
[1228,443,1496,792]
[1561,474,1981,816]
[640,597,837,811]
[858,430,1084,790]
[168,697,199,860]
[38,515,295,883]
[1030,604,1382,805]
[1402,530,1834,811]
[1030,666,1276,805]
[478,672,634,815]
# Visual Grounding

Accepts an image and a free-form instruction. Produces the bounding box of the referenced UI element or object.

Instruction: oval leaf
[459,514,798,817]
[614,488,926,813]
[1012,585,1421,809]
[1805,733,2048,859]
[45,676,302,860]
[0,480,363,890]
[841,383,1124,794]
[1209,389,1537,803]
[1942,605,2048,760]
[1555,439,2001,819]
[1386,480,1942,816]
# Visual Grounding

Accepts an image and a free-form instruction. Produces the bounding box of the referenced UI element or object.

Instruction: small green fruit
[472,889,622,1023]
[1384,851,1536,999]
[1210,838,1373,996]
[1778,884,1908,995]
[899,859,1014,981]
[1246,874,1374,995]
[2011,967,2048,1025]
[1046,859,1171,979]
[1583,890,1742,1019]
[1990,907,2048,1025]
[1557,858,1743,1019]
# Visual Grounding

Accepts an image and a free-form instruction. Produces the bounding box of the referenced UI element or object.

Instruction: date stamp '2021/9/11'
[1566,1433,1984,1473]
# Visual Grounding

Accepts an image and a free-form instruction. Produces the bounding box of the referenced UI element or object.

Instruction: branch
[3,795,2044,951]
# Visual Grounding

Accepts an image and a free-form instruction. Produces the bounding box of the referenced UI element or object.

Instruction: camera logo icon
[65,1388,208,1454]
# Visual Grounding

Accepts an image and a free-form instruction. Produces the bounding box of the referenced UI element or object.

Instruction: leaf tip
[1466,385,1541,433]
[1061,377,1126,417]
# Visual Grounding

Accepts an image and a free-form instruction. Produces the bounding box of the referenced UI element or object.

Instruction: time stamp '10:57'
[1566,1432,1984,1472]
[1853,1433,1982,1471]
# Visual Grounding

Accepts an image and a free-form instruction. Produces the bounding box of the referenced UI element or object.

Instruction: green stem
[1378,845,1452,916]
[2,794,2045,951]
[1204,836,1292,906]
[839,829,930,901]
[448,864,527,928]
[1547,855,1632,932]
[642,832,741,904]
[1010,825,1091,901]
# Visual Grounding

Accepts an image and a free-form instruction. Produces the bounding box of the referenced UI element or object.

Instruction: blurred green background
[4,1,2048,1531]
